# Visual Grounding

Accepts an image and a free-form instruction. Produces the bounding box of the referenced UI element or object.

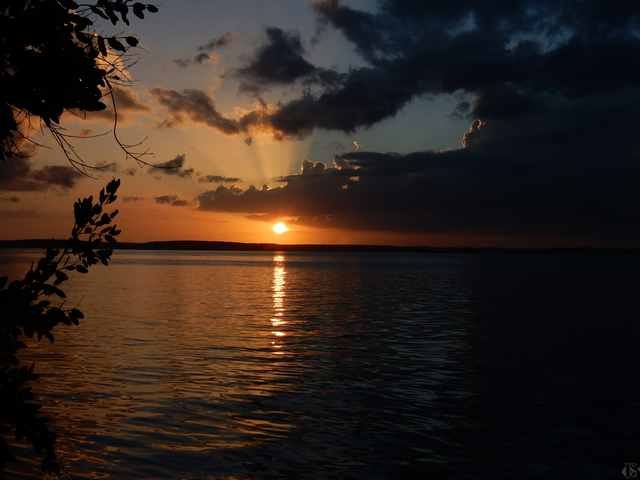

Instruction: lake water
[1,250,639,479]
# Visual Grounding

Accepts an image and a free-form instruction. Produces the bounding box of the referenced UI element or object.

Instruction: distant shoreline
[0,239,638,254]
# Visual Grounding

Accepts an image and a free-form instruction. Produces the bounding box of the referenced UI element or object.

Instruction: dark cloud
[197,92,640,245]
[152,88,246,135]
[191,0,638,139]
[31,166,83,189]
[157,0,640,244]
[0,196,19,203]
[194,53,211,64]
[154,195,190,207]
[236,27,344,95]
[149,153,194,178]
[237,27,316,86]
[157,1,640,141]
[199,175,241,184]
[174,32,232,68]
[0,151,35,191]
[0,148,83,191]
[151,88,266,142]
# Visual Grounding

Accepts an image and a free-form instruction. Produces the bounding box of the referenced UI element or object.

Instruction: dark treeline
[1,239,639,255]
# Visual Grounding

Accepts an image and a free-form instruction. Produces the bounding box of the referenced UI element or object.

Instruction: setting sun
[272,222,288,235]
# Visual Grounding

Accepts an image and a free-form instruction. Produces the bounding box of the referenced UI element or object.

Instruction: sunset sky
[2,0,639,246]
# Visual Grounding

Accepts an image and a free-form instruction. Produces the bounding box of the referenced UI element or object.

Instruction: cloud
[196,91,640,245]
[149,153,194,178]
[123,196,144,202]
[235,27,345,97]
[237,27,316,86]
[199,32,233,52]
[198,175,241,184]
[154,195,191,207]
[151,88,249,135]
[183,0,638,140]
[31,166,83,189]
[174,32,232,68]
[0,147,84,191]
[83,86,148,122]
[173,58,191,68]
[0,196,19,203]
[151,88,272,143]
[152,1,640,142]
[113,86,150,112]
[150,0,640,245]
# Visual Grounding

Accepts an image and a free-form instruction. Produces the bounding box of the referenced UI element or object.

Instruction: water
[1,250,639,479]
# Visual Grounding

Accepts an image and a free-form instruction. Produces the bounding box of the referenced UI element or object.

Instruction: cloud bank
[0,146,84,192]
[169,0,640,244]
[197,89,640,244]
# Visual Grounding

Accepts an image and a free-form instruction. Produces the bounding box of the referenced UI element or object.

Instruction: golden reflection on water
[271,254,287,353]
[0,249,480,479]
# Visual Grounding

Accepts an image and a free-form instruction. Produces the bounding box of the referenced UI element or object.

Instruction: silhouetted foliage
[0,0,159,171]
[0,178,121,473]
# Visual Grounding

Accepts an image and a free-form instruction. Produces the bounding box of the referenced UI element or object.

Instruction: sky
[2,0,640,246]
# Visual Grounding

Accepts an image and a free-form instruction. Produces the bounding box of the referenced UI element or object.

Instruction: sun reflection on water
[271,254,286,353]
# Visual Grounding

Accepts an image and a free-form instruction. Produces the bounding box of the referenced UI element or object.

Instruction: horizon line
[1,239,638,254]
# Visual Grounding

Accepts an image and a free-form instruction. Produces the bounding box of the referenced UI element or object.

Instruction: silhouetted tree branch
[0,1,159,173]
[0,2,159,473]
[0,178,122,473]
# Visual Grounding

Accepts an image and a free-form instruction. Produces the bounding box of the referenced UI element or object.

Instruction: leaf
[104,5,119,25]
[133,3,145,19]
[75,265,88,274]
[97,213,111,226]
[75,31,91,44]
[97,36,108,57]
[54,271,69,286]
[90,6,109,20]
[125,36,139,47]
[41,284,66,298]
[59,0,79,10]
[146,4,159,13]
[108,37,126,52]
[106,179,119,194]
[69,308,84,325]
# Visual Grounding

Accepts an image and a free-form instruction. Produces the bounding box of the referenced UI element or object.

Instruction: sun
[272,222,288,235]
